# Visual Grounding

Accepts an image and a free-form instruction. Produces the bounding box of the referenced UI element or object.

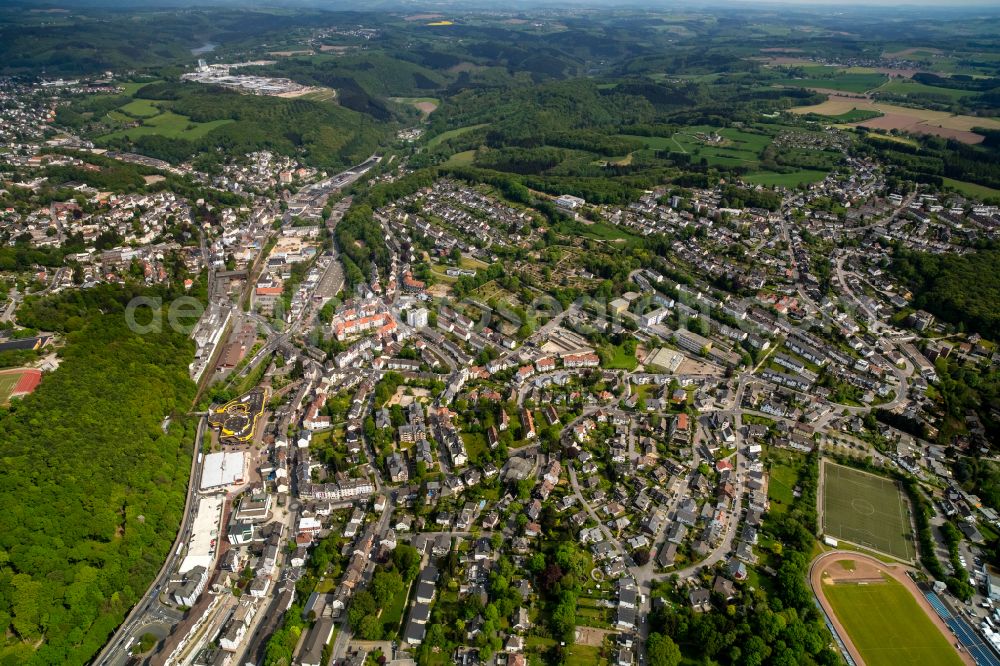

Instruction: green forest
[857,133,1000,196]
[57,82,385,171]
[891,246,1000,341]
[0,285,197,665]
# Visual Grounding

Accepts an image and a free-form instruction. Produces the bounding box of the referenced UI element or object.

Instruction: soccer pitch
[821,461,915,561]
[0,372,19,402]
[823,576,964,666]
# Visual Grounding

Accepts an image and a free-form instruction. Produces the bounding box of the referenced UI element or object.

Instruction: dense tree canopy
[892,246,1000,341]
[0,285,197,664]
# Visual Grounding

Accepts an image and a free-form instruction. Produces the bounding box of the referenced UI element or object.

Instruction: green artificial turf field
[822,461,915,561]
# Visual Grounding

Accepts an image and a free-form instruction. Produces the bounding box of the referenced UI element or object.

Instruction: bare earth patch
[575,626,614,647]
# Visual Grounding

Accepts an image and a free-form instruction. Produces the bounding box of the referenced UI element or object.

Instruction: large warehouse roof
[200,450,247,491]
[179,495,224,573]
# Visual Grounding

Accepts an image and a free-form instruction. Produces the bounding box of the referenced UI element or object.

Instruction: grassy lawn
[459,255,489,270]
[567,643,606,666]
[631,383,659,400]
[580,221,636,242]
[766,447,804,514]
[460,432,488,464]
[526,637,606,666]
[942,177,1000,202]
[576,608,613,629]
[617,134,677,151]
[743,169,829,187]
[379,580,411,636]
[426,123,488,149]
[527,636,556,651]
[120,80,162,96]
[100,110,234,141]
[119,98,161,118]
[821,461,915,561]
[823,574,964,666]
[443,149,476,166]
[602,343,638,371]
[314,577,336,593]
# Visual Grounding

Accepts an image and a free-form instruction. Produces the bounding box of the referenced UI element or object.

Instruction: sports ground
[812,553,970,666]
[0,368,42,404]
[821,460,915,561]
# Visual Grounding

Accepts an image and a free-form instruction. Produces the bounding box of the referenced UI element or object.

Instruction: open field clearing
[442,149,475,166]
[772,65,888,93]
[426,123,488,149]
[119,98,161,117]
[743,169,828,187]
[301,88,338,102]
[100,111,234,141]
[942,178,1000,201]
[390,97,440,115]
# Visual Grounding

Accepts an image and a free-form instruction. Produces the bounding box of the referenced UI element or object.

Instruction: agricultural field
[821,461,915,561]
[790,94,1000,144]
[774,66,888,93]
[863,132,920,148]
[877,78,973,102]
[821,569,964,666]
[617,134,679,151]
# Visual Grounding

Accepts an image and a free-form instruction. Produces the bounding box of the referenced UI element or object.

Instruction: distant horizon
[7,0,1000,9]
